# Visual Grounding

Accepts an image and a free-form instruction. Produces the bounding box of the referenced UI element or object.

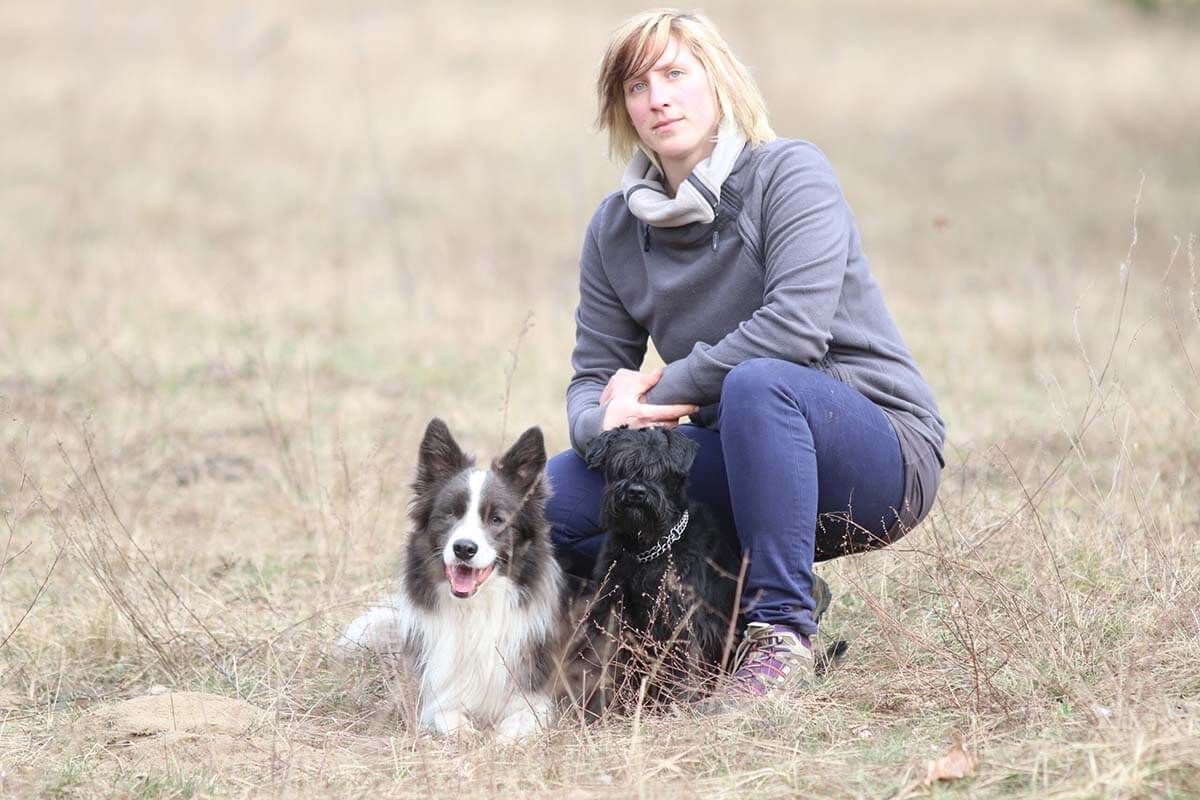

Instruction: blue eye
[630,81,647,93]
[668,69,683,79]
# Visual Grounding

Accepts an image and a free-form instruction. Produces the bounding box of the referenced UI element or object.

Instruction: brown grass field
[2,1,1199,797]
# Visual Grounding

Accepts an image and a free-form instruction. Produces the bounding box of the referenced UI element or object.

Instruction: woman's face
[623,35,719,169]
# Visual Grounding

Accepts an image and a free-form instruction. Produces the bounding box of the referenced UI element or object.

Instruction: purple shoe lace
[730,622,814,696]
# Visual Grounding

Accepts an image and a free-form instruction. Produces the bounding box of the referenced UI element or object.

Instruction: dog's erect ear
[665,428,700,474]
[584,431,611,471]
[414,418,472,492]
[494,426,546,492]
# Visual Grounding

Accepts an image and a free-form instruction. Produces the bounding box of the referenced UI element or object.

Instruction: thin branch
[499,312,535,449]
[0,541,64,651]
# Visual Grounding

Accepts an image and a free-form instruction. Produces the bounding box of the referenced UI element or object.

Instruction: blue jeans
[547,358,906,636]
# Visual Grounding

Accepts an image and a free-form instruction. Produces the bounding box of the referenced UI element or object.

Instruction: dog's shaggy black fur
[582,425,743,708]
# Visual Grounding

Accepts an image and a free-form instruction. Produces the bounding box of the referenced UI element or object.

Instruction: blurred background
[2,0,1199,601]
[3,1,1196,464]
[2,2,1199,795]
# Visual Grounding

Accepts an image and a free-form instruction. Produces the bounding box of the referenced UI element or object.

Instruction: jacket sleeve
[644,144,848,406]
[566,221,649,455]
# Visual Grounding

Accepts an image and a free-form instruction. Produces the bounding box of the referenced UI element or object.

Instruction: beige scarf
[620,118,746,228]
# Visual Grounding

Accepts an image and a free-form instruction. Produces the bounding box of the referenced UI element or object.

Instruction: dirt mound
[58,691,330,780]
[76,691,266,744]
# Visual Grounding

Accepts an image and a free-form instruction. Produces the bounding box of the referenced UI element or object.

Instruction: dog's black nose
[626,482,647,500]
[452,540,478,561]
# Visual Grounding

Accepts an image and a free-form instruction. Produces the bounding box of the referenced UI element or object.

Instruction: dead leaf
[893,737,980,799]
[924,737,978,784]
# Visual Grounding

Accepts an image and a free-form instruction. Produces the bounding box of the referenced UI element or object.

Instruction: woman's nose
[648,81,670,108]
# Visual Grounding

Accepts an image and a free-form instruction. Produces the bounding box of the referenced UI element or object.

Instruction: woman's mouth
[653,118,682,132]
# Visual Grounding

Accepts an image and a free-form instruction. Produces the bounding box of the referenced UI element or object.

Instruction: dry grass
[2,1,1199,797]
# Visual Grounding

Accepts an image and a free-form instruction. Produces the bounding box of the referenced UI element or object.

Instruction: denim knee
[719,358,822,422]
[544,449,600,547]
[722,357,780,403]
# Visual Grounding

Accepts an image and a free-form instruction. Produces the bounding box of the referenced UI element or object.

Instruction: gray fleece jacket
[567,139,946,527]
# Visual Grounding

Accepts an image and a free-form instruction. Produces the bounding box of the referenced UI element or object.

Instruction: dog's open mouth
[445,563,495,598]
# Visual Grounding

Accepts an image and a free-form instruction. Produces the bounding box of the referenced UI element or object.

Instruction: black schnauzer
[581,425,743,709]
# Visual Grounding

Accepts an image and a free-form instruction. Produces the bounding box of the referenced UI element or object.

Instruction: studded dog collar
[632,510,690,564]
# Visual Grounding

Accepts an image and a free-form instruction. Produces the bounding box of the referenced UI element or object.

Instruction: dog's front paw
[423,708,477,737]
[495,708,542,741]
[495,695,552,741]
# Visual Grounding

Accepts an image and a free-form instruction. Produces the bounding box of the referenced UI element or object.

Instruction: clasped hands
[600,368,699,432]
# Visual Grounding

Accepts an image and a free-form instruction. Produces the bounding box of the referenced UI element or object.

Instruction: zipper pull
[710,201,721,251]
[643,224,651,252]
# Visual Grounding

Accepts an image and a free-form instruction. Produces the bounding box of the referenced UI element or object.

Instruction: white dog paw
[424,708,477,737]
[495,698,551,741]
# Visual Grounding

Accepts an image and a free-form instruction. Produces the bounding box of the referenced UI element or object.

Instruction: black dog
[581,425,743,709]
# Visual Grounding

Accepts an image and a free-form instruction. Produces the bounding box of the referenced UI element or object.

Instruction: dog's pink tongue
[449,564,477,595]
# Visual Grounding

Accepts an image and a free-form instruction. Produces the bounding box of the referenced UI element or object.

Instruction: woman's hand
[600,368,699,431]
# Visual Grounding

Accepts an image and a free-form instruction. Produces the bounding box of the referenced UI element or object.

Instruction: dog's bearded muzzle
[603,478,671,533]
[615,479,651,506]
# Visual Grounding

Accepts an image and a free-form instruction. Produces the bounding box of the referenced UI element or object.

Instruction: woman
[547,10,945,699]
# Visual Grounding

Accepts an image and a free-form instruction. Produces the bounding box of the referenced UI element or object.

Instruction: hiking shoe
[691,623,814,714]
[691,574,831,714]
[728,622,816,696]
[723,574,830,698]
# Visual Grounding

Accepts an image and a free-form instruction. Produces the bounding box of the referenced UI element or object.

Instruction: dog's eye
[489,514,504,526]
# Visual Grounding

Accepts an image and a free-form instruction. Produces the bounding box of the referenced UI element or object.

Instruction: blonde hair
[596,9,775,161]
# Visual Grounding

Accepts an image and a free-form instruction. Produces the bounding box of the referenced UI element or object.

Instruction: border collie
[337,418,564,738]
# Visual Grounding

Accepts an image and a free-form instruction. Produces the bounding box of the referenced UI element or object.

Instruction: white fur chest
[337,555,563,736]
[411,575,552,725]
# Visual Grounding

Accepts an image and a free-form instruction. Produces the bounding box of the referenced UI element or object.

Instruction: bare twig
[499,312,535,449]
[75,425,222,650]
[967,179,1146,552]
[0,541,64,651]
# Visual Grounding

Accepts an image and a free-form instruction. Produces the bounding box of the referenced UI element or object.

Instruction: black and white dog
[582,425,743,707]
[338,418,565,738]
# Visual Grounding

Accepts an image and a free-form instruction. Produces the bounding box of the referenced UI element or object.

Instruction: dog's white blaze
[441,469,498,569]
